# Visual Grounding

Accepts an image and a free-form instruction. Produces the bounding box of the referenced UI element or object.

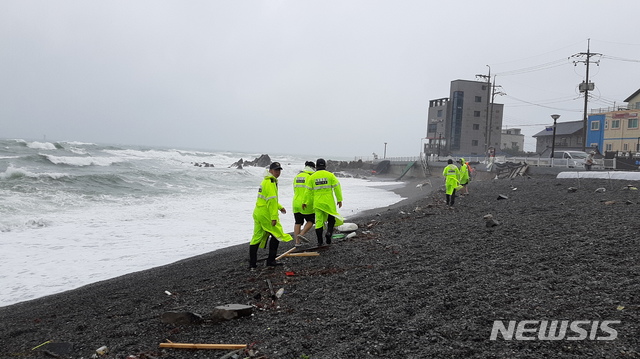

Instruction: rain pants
[304,169,344,229]
[250,173,292,248]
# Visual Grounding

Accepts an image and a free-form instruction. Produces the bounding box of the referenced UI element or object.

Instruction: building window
[628,118,638,129]
[606,143,612,151]
[472,140,479,146]
[624,143,628,151]
[474,111,481,117]
[475,96,482,103]
[451,91,464,150]
[473,124,480,130]
[482,85,487,90]
[611,119,620,129]
[605,121,608,129]
[428,124,437,133]
[437,109,443,117]
[591,121,600,130]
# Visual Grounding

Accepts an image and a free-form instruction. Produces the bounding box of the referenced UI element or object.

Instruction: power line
[489,40,585,67]
[601,55,640,63]
[503,123,554,127]
[503,94,583,112]
[495,58,570,76]
[592,39,640,47]
[505,97,580,108]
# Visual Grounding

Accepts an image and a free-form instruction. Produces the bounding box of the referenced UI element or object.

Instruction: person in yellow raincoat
[442,159,461,207]
[292,161,316,246]
[249,162,292,269]
[458,158,470,196]
[302,158,344,246]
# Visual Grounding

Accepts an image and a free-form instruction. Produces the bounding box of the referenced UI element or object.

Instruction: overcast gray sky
[2,1,640,157]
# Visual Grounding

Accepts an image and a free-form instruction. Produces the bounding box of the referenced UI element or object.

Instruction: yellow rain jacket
[459,159,470,185]
[250,172,292,248]
[304,169,344,229]
[292,166,315,215]
[442,163,461,195]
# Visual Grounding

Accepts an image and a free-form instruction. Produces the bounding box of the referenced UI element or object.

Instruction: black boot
[249,244,259,269]
[315,227,324,246]
[445,194,450,206]
[326,216,335,244]
[266,236,282,266]
[450,190,456,206]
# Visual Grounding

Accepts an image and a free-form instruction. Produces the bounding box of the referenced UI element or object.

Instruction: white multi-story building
[501,128,525,152]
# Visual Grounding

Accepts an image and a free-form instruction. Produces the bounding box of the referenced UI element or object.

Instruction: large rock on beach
[211,304,253,321]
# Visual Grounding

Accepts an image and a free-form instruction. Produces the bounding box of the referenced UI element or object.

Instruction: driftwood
[266,279,275,299]
[159,343,247,350]
[275,247,297,261]
[283,252,319,257]
[494,161,529,179]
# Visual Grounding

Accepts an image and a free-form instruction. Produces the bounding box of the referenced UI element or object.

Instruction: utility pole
[476,65,491,155]
[570,39,601,152]
[489,75,506,152]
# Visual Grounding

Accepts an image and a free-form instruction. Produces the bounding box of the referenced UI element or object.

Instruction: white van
[552,151,588,167]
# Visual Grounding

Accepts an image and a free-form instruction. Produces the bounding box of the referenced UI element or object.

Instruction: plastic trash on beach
[96,345,108,355]
[336,223,358,232]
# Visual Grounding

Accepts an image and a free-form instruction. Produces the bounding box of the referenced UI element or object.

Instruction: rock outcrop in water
[242,154,271,168]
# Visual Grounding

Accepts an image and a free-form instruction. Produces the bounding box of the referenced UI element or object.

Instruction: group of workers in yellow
[249,159,344,269]
[442,158,470,207]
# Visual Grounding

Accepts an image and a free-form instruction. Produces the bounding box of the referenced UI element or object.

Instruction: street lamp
[550,114,560,158]
[383,142,387,159]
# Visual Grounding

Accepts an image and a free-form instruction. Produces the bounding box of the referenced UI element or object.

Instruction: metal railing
[354,156,421,162]
[590,106,629,114]
[356,155,615,170]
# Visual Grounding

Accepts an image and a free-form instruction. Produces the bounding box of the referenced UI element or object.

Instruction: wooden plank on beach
[284,252,319,257]
[159,343,247,350]
[275,247,297,261]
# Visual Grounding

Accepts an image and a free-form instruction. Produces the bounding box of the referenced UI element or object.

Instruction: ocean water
[0,139,403,307]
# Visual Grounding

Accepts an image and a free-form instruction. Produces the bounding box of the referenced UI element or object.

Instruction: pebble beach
[1,173,639,358]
